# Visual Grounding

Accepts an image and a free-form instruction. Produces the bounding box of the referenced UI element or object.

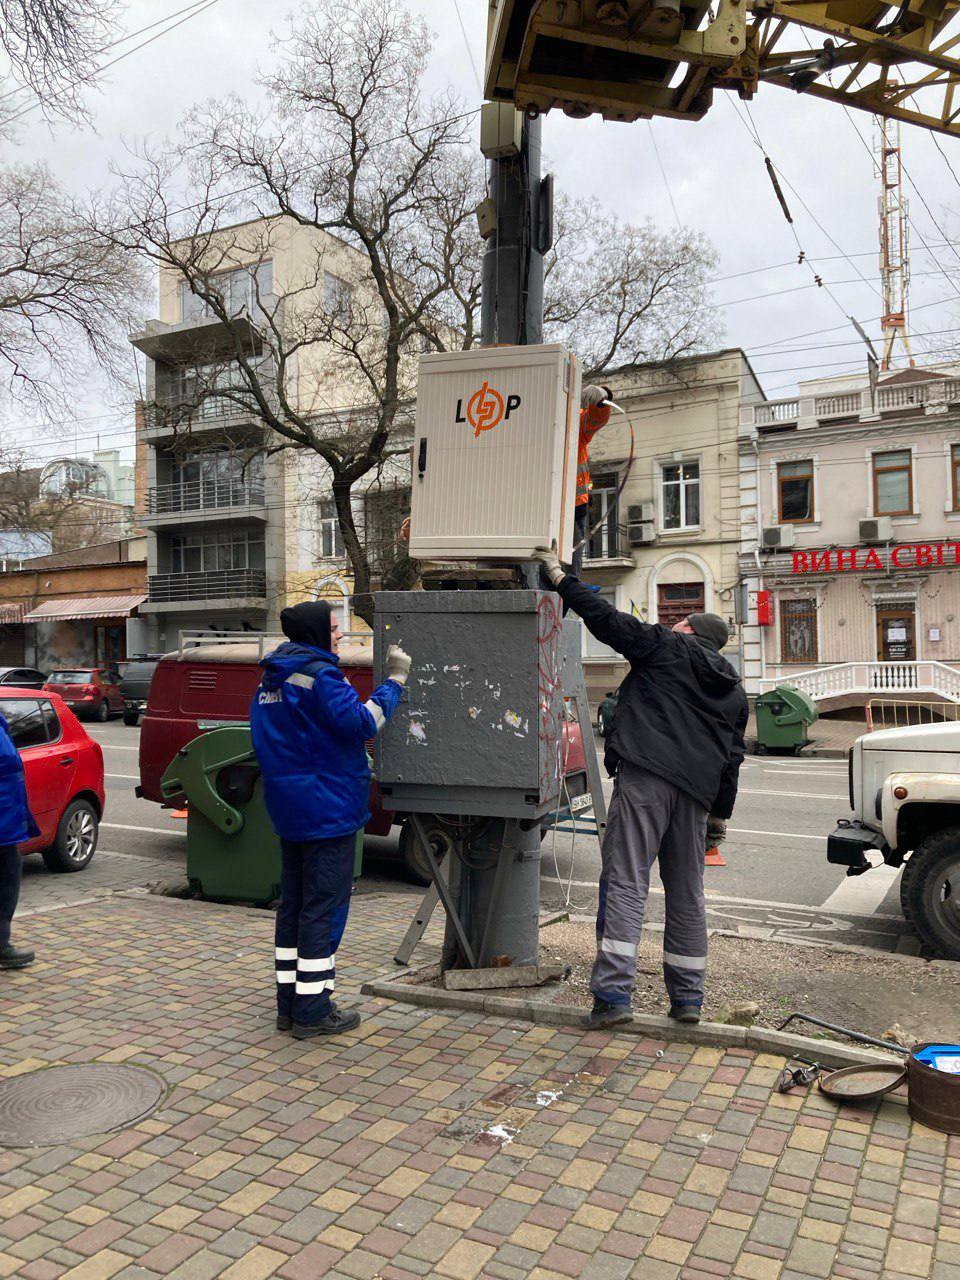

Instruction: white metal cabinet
[408,344,581,562]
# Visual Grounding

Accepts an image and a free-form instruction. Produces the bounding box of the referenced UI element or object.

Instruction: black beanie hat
[280,600,333,652]
[687,612,729,650]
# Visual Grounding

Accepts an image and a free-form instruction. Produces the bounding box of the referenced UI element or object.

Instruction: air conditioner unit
[859,516,894,544]
[628,521,656,546]
[627,502,655,524]
[762,525,795,550]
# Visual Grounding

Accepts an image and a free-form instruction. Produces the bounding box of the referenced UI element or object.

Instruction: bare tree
[0,0,118,126]
[109,0,717,619]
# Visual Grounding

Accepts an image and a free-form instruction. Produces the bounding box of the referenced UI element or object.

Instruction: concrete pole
[444,115,550,970]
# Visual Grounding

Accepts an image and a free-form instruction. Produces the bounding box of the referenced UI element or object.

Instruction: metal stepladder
[392,617,608,966]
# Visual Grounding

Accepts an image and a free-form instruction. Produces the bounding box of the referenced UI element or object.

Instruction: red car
[0,688,105,871]
[43,668,125,722]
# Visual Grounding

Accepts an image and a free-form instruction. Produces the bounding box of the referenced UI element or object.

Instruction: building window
[363,486,409,573]
[170,531,265,574]
[319,499,344,559]
[952,444,960,511]
[781,597,818,663]
[323,271,353,317]
[660,460,700,530]
[777,459,814,523]
[585,472,621,560]
[873,449,913,516]
[180,261,273,323]
[582,588,620,659]
[657,582,705,627]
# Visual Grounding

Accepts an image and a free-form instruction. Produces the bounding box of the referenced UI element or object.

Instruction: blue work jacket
[249,642,403,841]
[0,714,40,847]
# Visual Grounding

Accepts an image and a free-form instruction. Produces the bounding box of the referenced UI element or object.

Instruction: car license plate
[570,793,591,813]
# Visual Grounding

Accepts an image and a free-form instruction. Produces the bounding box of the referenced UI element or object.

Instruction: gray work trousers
[590,761,709,1009]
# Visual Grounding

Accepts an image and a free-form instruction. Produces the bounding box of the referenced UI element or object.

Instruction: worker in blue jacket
[0,713,39,970]
[250,600,410,1039]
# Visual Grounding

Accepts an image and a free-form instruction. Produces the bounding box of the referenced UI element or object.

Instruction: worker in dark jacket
[250,601,410,1039]
[0,713,39,969]
[535,548,748,1028]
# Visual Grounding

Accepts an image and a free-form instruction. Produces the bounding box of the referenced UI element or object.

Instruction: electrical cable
[451,0,483,95]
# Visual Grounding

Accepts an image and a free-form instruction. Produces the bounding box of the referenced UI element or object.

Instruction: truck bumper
[827,820,881,874]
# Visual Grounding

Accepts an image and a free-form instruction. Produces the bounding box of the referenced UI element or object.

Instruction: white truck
[828,721,960,959]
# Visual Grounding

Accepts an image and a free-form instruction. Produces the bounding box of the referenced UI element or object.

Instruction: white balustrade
[759,661,960,704]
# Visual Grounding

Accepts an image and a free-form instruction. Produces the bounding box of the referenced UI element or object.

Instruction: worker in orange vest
[573,384,613,576]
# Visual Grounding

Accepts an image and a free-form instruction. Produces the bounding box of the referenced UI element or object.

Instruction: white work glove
[386,645,412,686]
[706,816,727,847]
[533,546,565,587]
[582,384,611,408]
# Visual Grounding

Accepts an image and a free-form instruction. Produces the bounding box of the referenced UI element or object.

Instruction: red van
[138,635,590,882]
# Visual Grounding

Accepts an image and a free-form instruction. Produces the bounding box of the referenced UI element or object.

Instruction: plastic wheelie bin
[160,726,363,903]
[754,685,819,755]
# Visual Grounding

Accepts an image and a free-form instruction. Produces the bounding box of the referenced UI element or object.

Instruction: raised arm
[711,693,749,820]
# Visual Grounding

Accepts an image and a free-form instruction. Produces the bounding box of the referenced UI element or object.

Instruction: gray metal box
[374,590,566,819]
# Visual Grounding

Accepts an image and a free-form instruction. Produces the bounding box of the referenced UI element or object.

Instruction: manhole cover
[0,1064,165,1147]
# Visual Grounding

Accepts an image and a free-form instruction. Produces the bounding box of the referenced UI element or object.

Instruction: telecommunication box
[408,343,581,563]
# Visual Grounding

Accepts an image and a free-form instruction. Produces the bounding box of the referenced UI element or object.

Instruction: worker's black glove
[706,815,727,846]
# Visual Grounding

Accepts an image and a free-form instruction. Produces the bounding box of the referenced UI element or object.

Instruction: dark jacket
[558,577,748,818]
[250,642,403,841]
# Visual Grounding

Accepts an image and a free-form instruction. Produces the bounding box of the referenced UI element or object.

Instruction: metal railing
[142,390,275,431]
[759,661,960,704]
[147,477,265,515]
[148,569,267,603]
[583,522,634,564]
[866,699,960,731]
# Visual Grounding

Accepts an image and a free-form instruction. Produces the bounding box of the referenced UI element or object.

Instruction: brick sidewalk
[0,891,957,1280]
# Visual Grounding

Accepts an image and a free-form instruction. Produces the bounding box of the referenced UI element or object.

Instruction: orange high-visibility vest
[576,402,612,506]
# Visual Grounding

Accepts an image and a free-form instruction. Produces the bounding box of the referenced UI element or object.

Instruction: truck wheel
[398,818,452,886]
[122,708,139,726]
[42,799,99,873]
[900,827,960,960]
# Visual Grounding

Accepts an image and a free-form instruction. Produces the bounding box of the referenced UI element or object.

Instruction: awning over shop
[22,595,147,623]
[0,603,25,624]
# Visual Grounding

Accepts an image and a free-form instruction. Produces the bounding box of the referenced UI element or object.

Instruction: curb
[360,967,904,1069]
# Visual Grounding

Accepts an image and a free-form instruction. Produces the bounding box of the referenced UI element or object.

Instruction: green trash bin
[161,726,364,903]
[754,685,819,755]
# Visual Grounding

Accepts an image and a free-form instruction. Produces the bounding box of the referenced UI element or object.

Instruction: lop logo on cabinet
[456,381,522,438]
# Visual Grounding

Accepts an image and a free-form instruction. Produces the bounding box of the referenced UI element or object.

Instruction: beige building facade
[576,350,764,701]
[739,364,960,696]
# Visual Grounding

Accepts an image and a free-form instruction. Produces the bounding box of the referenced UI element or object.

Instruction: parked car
[119,654,163,726]
[0,667,45,690]
[138,635,590,883]
[597,688,619,736]
[43,668,125,722]
[0,687,105,871]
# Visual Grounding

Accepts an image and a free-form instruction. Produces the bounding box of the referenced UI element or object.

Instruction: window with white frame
[323,271,353,317]
[660,459,700,530]
[582,588,620,659]
[319,499,344,559]
[180,261,273,323]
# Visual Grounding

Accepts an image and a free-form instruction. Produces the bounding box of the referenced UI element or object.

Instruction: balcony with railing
[741,374,960,434]
[582,522,636,568]
[144,477,266,524]
[145,568,267,608]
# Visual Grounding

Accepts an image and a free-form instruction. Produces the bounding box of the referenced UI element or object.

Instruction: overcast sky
[10,0,960,462]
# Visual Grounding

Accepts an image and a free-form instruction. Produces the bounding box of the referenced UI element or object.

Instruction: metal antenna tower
[875,91,914,370]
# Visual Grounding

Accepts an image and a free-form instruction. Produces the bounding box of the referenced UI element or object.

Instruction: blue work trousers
[274,833,356,1026]
[0,844,21,950]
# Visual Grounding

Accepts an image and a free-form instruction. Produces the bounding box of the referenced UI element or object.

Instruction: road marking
[820,862,901,915]
[102,822,186,838]
[88,742,139,751]
[758,768,845,777]
[106,773,139,780]
[98,848,179,863]
[739,787,847,800]
[541,877,902,918]
[728,826,821,841]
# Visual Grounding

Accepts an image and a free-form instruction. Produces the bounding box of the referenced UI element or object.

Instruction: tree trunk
[333,481,375,627]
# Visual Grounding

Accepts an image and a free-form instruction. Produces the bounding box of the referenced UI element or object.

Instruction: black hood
[686,634,741,694]
[280,601,332,652]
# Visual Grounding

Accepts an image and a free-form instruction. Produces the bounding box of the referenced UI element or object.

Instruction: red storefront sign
[792,543,960,574]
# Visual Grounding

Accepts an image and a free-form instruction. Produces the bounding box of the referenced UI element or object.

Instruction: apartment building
[573,350,764,699]
[739,363,960,694]
[131,216,380,651]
